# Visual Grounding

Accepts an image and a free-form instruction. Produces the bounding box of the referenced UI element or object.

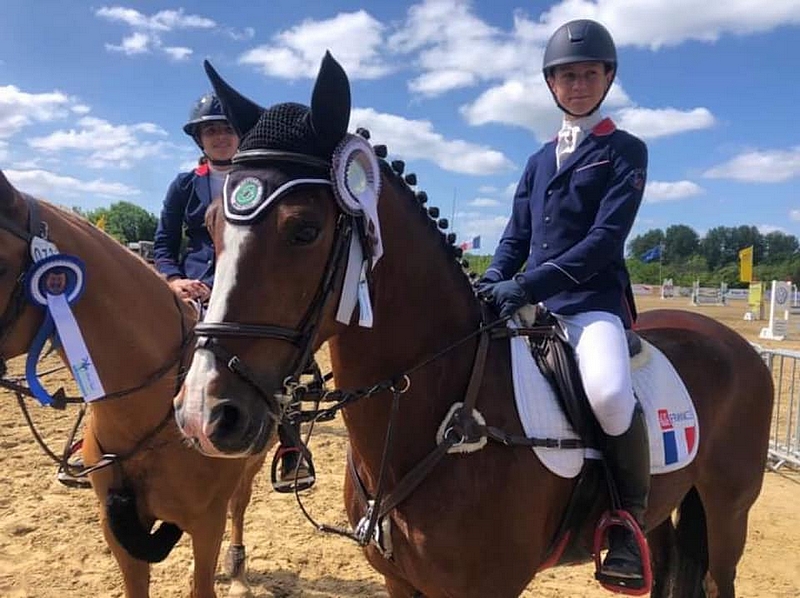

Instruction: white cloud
[469,197,502,207]
[614,107,715,139]
[96,6,226,60]
[644,180,704,202]
[704,147,800,183]
[757,224,787,235]
[28,116,169,169]
[517,0,800,50]
[96,6,215,32]
[163,46,192,61]
[106,32,151,55]
[239,11,390,80]
[790,210,800,222]
[5,169,140,201]
[390,0,535,97]
[0,86,73,138]
[351,107,514,175]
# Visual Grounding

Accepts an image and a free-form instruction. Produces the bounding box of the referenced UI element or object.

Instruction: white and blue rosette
[24,254,105,405]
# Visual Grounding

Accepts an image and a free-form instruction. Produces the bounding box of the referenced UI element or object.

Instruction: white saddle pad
[510,321,699,478]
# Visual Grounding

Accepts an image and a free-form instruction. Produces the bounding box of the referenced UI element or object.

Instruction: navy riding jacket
[485,119,647,328]
[153,163,215,288]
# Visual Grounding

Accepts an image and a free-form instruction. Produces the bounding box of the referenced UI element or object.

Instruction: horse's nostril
[211,401,243,437]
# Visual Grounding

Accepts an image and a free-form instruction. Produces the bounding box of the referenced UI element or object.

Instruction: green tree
[627,229,664,260]
[103,202,157,244]
[701,226,735,270]
[762,231,798,264]
[664,224,699,264]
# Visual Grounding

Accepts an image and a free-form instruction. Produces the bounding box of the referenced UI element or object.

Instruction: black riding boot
[274,420,315,491]
[600,403,650,582]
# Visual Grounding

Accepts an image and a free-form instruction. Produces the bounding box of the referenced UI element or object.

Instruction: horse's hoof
[227,579,253,598]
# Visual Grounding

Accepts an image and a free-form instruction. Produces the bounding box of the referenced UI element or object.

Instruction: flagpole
[451,188,457,230]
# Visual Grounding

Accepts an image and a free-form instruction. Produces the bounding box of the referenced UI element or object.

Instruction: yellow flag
[739,245,753,282]
[95,214,106,231]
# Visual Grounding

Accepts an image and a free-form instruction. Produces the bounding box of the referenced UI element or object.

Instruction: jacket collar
[545,117,616,183]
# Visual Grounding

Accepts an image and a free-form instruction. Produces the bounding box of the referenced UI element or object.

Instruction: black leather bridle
[193,154,355,407]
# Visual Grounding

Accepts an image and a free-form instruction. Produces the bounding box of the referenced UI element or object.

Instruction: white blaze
[180,222,252,443]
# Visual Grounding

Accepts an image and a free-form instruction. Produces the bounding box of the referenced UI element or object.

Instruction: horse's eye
[290,224,320,245]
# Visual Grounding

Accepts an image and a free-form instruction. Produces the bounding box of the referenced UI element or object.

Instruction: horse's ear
[204,60,264,138]
[309,51,351,142]
[0,170,17,210]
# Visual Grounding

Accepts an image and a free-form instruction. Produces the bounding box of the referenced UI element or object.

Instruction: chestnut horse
[174,53,774,597]
[0,170,269,598]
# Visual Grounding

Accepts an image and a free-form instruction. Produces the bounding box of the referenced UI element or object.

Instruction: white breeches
[555,310,636,436]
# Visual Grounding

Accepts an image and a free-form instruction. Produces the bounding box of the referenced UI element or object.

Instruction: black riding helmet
[542,19,617,117]
[183,93,229,148]
[183,93,234,166]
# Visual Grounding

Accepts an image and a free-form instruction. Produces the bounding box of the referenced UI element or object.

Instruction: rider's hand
[474,269,503,297]
[482,277,530,319]
[168,278,211,302]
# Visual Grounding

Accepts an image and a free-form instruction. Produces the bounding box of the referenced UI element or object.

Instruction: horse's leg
[100,515,152,598]
[648,518,677,598]
[85,436,152,597]
[699,494,751,598]
[223,453,265,598]
[671,487,710,598]
[189,503,227,598]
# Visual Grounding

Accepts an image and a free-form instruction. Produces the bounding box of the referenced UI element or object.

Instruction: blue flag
[641,244,662,263]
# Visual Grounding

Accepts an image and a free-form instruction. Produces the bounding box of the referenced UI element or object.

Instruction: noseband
[0,194,48,376]
[194,155,354,405]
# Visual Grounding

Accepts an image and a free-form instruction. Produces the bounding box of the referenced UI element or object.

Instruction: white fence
[757,346,800,470]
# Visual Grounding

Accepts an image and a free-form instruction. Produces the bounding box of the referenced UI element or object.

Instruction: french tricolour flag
[459,235,481,252]
[658,408,696,465]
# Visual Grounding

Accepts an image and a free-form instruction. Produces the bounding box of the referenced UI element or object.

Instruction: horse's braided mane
[373,147,479,298]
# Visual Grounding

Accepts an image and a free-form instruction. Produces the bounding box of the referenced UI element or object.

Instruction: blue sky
[1,0,799,254]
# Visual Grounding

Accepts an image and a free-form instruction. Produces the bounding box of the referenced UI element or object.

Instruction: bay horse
[0,170,269,598]
[174,53,774,597]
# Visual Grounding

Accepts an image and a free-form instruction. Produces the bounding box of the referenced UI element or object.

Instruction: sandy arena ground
[0,295,799,597]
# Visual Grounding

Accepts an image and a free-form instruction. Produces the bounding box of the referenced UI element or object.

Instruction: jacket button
[542,243,549,249]
[544,216,551,223]
[546,190,553,196]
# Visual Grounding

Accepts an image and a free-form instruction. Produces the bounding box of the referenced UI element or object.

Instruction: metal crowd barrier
[755,345,800,470]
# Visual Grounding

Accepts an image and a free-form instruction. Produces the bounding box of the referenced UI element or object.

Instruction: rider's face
[199,123,239,162]
[547,61,613,117]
